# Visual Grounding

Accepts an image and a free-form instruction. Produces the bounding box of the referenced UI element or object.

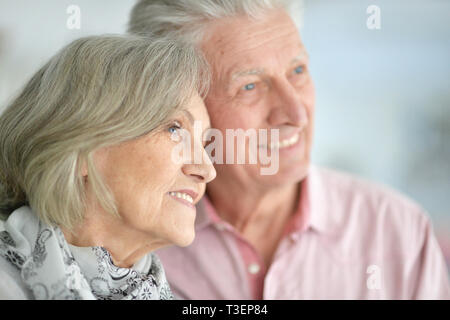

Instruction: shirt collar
[195,164,330,234]
[195,194,225,231]
[300,164,329,233]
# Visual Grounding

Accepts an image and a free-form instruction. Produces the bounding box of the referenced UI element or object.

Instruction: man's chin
[257,160,310,187]
[211,159,310,190]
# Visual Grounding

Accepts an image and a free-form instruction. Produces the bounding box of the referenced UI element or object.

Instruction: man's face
[201,9,315,188]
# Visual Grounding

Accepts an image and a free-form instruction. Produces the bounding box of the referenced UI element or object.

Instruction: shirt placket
[233,232,267,300]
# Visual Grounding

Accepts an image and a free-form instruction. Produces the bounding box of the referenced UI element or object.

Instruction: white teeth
[269,133,300,149]
[169,192,194,204]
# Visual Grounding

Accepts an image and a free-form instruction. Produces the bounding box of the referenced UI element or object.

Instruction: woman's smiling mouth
[168,190,198,209]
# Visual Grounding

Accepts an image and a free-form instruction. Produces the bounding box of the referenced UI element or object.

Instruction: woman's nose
[182,148,216,183]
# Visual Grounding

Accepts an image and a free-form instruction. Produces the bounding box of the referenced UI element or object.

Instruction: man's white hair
[128,0,303,44]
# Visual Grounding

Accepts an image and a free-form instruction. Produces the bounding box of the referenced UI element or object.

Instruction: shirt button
[248,263,260,275]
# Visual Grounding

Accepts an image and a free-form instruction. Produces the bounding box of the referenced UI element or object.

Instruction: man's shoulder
[311,165,429,226]
[310,166,436,260]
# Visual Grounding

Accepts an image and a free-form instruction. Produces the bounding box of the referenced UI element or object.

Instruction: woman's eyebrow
[182,109,212,138]
[181,109,210,132]
[182,109,195,125]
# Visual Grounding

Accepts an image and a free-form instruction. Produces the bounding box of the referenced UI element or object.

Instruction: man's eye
[242,83,256,91]
[293,65,304,74]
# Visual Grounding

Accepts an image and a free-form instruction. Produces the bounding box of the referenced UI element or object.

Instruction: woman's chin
[180,232,196,247]
[170,229,196,248]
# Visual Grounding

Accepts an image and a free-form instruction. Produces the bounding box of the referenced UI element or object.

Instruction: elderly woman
[0,34,215,299]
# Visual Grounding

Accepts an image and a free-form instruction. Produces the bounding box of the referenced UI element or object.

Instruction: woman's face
[92,93,216,248]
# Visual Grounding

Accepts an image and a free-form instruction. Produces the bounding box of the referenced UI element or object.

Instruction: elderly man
[128,0,450,299]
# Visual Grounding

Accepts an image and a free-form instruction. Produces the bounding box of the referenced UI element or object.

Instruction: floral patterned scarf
[0,206,173,300]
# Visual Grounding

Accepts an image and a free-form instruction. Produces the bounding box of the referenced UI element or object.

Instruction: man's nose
[267,78,308,128]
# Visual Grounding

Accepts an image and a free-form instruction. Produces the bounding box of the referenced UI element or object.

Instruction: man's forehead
[207,23,300,55]
[201,12,305,79]
[202,9,300,51]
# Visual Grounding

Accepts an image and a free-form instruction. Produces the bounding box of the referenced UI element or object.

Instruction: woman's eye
[293,65,304,74]
[168,126,180,134]
[168,121,182,141]
[242,83,256,91]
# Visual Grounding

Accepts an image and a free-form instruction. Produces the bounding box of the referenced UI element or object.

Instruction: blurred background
[0,0,449,272]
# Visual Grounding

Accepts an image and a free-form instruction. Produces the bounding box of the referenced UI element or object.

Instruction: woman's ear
[79,157,88,178]
[81,163,88,177]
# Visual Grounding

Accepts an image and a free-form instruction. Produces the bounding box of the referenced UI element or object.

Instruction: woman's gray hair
[0,34,210,229]
[128,0,303,44]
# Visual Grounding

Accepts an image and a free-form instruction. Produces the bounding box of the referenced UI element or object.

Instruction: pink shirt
[156,165,450,299]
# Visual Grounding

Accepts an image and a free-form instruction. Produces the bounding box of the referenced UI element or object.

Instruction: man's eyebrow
[231,68,265,82]
[228,52,309,84]
[291,52,309,64]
